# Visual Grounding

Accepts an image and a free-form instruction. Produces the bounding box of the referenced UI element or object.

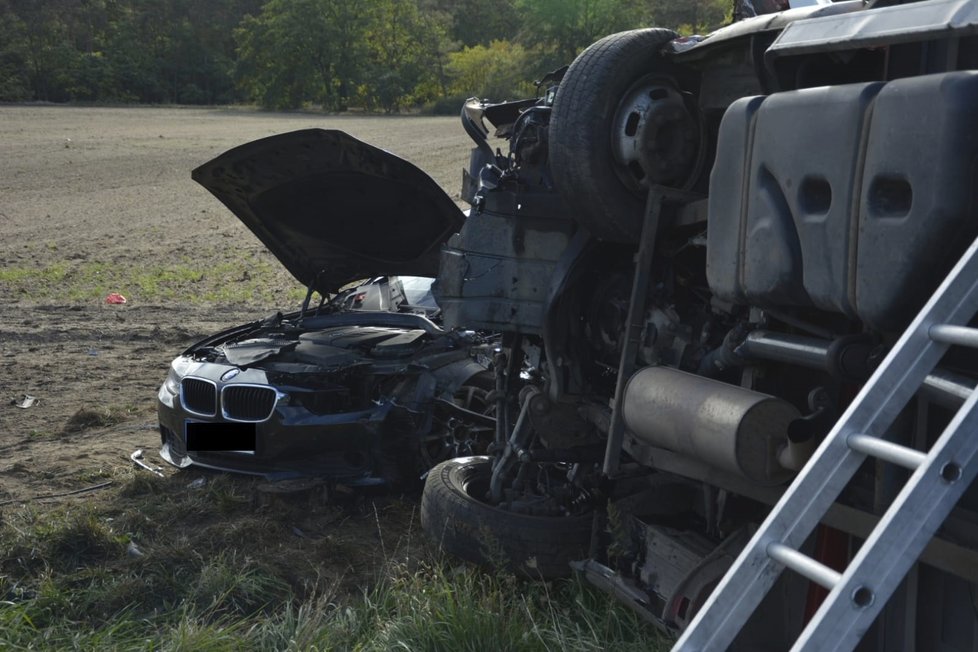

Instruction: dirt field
[0,106,471,508]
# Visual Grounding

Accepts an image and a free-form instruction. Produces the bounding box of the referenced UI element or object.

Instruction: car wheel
[421,456,593,579]
[420,371,496,470]
[451,370,496,414]
[550,28,698,242]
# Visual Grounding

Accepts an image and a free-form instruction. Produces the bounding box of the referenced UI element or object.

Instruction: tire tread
[550,28,679,241]
[421,457,593,579]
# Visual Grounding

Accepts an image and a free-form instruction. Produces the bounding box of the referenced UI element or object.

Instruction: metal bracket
[601,186,698,477]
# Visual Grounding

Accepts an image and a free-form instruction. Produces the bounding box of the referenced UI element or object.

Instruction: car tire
[421,456,593,579]
[550,28,690,242]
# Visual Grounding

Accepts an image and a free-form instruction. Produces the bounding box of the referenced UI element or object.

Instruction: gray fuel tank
[708,72,978,331]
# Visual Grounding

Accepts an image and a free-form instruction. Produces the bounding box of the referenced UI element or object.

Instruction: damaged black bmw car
[157,130,494,485]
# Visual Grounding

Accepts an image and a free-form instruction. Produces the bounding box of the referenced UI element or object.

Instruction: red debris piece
[105,293,127,304]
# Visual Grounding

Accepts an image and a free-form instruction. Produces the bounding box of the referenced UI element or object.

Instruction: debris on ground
[14,394,37,409]
[130,449,164,477]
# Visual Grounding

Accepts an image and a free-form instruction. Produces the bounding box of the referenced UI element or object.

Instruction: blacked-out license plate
[185,421,256,452]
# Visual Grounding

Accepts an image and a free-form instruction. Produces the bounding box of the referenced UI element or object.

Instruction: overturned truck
[419,1,978,650]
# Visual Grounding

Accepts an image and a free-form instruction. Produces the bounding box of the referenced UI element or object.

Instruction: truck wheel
[550,28,698,242]
[421,456,593,579]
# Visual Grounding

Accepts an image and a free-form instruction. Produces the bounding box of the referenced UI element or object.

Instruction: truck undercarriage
[419,1,978,649]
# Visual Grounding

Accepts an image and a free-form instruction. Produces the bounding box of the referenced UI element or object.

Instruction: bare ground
[0,106,472,574]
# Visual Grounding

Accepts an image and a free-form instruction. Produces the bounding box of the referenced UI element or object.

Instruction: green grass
[0,474,672,651]
[0,556,669,652]
[0,262,71,285]
[323,561,670,652]
[0,254,309,307]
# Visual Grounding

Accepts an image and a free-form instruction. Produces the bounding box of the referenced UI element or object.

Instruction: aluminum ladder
[672,235,978,652]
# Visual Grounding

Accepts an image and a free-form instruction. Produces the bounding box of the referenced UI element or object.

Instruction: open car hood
[192,129,465,295]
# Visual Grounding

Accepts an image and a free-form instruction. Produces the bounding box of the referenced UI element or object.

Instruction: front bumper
[157,365,392,483]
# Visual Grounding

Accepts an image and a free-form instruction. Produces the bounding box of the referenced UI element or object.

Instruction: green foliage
[0,0,731,108]
[234,0,370,111]
[423,93,470,115]
[447,40,535,101]
[434,0,522,48]
[234,0,453,112]
[360,0,452,112]
[0,0,251,104]
[648,0,731,35]
[0,5,31,100]
[517,0,648,65]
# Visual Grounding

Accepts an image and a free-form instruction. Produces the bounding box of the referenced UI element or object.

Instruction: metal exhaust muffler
[622,367,800,485]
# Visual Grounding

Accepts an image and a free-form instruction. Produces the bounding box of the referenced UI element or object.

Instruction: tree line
[0,0,730,112]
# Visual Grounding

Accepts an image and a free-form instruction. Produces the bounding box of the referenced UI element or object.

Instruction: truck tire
[550,28,695,242]
[421,456,593,579]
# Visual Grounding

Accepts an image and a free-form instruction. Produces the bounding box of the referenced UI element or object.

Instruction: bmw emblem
[221,368,241,382]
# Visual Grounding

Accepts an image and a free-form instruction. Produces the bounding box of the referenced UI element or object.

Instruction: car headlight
[163,357,194,394]
[163,367,182,394]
